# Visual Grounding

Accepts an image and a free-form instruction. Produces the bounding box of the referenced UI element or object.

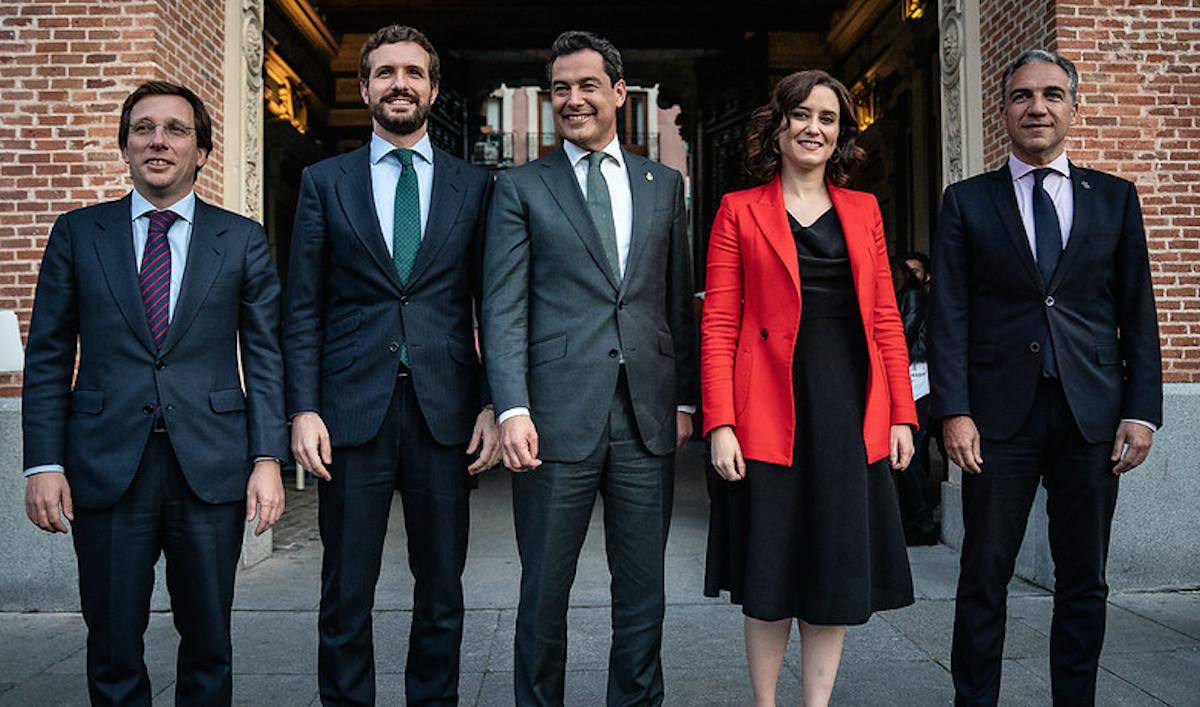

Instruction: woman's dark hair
[744,69,865,186]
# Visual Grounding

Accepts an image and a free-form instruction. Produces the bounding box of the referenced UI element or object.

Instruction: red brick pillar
[0,0,226,396]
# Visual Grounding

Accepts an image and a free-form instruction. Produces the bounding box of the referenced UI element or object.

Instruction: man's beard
[371,91,432,136]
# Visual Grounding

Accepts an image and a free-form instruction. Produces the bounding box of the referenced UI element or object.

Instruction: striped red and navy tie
[140,209,180,349]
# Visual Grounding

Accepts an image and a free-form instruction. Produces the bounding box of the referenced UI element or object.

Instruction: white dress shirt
[1007,151,1154,434]
[369,131,435,245]
[563,135,633,276]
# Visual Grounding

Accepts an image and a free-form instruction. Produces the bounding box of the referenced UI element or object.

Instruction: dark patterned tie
[585,151,622,280]
[392,148,421,366]
[1032,168,1061,377]
[140,209,179,349]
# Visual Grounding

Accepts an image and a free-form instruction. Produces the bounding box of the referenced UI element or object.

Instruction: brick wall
[0,0,225,396]
[979,0,1058,167]
[1056,0,1200,383]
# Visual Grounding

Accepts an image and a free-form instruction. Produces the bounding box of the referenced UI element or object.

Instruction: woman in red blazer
[701,70,918,706]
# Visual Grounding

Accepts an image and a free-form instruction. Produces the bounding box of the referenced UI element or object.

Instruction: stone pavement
[1,442,1197,706]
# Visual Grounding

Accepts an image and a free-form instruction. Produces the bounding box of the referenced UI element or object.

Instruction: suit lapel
[406,147,465,287]
[988,167,1043,288]
[620,149,656,293]
[335,145,404,295]
[828,184,876,317]
[748,176,800,295]
[93,195,156,354]
[158,198,226,357]
[538,148,620,291]
[1049,163,1092,290]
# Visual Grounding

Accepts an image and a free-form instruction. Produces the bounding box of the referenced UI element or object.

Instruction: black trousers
[952,376,1119,707]
[72,431,244,707]
[318,375,470,707]
[894,394,936,543]
[511,371,674,707]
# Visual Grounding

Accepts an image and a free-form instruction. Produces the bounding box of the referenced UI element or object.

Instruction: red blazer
[700,176,918,466]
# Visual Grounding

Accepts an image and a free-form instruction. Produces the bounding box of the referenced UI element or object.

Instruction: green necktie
[392,147,420,366]
[585,151,621,280]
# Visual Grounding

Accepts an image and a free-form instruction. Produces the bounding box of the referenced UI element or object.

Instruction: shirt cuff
[676,405,696,415]
[24,464,65,477]
[497,407,530,424]
[253,457,282,465]
[1121,418,1158,433]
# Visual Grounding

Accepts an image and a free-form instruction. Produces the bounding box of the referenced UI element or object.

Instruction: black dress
[703,208,914,625]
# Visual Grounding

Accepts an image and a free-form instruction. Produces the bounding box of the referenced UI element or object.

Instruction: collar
[369,131,434,166]
[1008,151,1070,182]
[130,190,196,224]
[564,134,624,170]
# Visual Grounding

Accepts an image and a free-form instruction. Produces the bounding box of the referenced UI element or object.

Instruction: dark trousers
[952,376,1119,707]
[72,431,244,707]
[894,394,936,544]
[318,375,470,707]
[512,372,674,707]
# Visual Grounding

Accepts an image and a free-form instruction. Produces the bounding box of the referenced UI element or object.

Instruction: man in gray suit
[482,30,698,707]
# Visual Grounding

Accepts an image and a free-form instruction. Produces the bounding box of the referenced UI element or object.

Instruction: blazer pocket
[529,333,567,367]
[1095,343,1120,366]
[657,329,675,358]
[209,388,246,413]
[70,389,104,415]
[448,336,479,365]
[326,311,363,341]
[322,345,357,377]
[968,343,997,363]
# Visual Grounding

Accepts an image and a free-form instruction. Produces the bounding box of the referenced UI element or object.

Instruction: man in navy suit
[929,50,1163,706]
[284,25,499,707]
[22,81,288,706]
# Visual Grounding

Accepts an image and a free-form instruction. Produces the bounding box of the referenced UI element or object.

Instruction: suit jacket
[22,195,288,508]
[284,143,492,447]
[482,146,698,461]
[700,177,918,467]
[928,164,1163,442]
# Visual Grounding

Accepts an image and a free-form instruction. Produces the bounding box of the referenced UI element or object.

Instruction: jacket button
[761,328,769,339]
[388,342,400,353]
[142,404,154,415]
[1044,296,1055,307]
[609,349,619,358]
[400,295,410,305]
[155,360,165,370]
[618,300,625,309]
[1029,341,1042,353]
[165,404,174,412]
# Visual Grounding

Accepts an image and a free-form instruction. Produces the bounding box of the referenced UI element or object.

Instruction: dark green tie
[585,151,621,280]
[392,147,420,366]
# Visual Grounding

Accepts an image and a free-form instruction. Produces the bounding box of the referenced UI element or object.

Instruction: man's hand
[1111,421,1153,475]
[710,425,746,481]
[467,407,502,475]
[889,424,915,471]
[943,415,983,474]
[676,411,694,450]
[292,412,332,481]
[25,472,74,533]
[500,415,541,472]
[246,459,285,536]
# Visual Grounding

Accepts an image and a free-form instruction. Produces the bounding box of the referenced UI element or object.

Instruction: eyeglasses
[129,121,196,140]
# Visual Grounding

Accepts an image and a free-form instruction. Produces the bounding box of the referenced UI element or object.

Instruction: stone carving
[941,0,965,183]
[241,0,263,221]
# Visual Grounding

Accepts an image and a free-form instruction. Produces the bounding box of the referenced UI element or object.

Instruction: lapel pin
[1081,179,1091,190]
[645,171,654,182]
